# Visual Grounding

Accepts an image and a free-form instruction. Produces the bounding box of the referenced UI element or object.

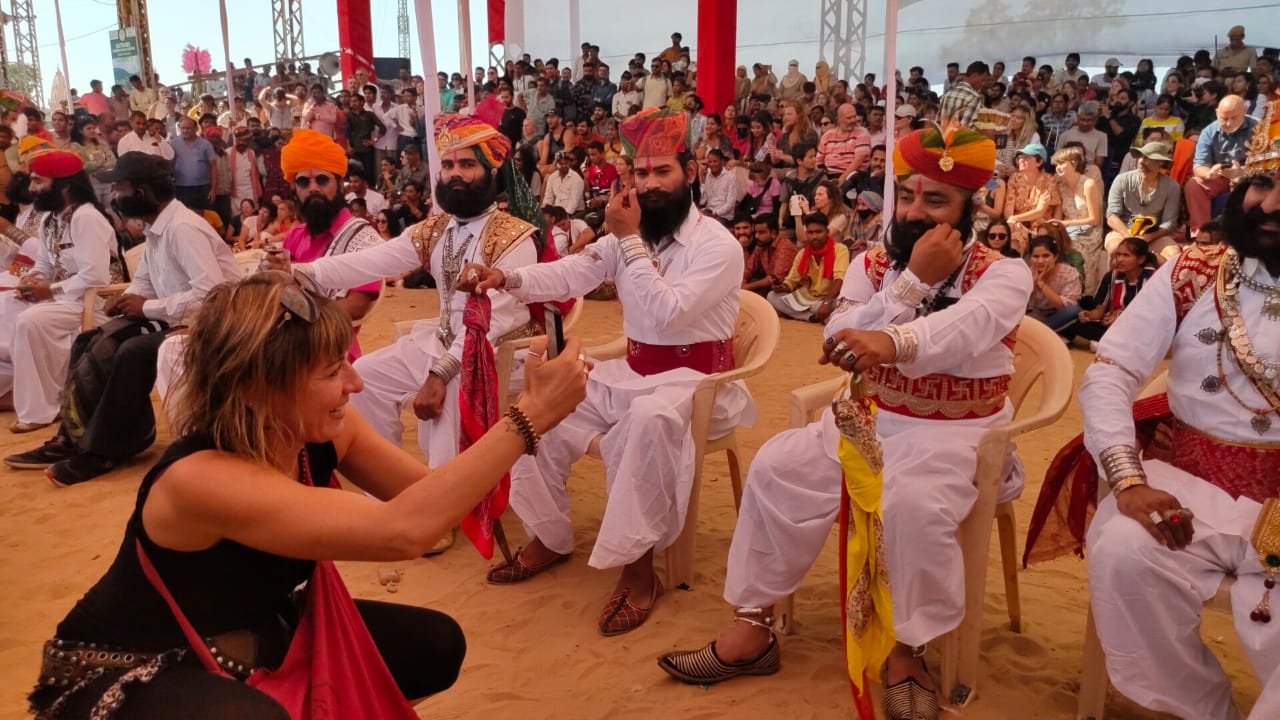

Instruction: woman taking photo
[28,272,588,719]
[1025,235,1083,334]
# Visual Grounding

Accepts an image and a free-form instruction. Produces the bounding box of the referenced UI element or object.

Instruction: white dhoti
[766,289,821,320]
[0,301,96,423]
[1087,460,1280,720]
[724,402,1021,646]
[509,357,756,569]
[0,287,28,399]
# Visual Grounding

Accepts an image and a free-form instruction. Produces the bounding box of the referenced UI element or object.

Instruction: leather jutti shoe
[598,576,663,636]
[485,547,570,584]
[658,636,781,684]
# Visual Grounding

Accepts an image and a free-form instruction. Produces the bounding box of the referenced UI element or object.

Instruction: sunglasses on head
[294,174,334,190]
[277,283,320,328]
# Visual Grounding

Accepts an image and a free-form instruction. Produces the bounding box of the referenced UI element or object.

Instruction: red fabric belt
[1170,420,1280,502]
[863,365,1010,420]
[625,338,735,377]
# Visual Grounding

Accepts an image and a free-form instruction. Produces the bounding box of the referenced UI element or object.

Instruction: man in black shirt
[1099,87,1140,184]
[497,87,526,146]
[344,93,384,183]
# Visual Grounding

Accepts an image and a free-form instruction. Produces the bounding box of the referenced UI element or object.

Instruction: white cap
[1105,58,1121,67]
[895,105,917,118]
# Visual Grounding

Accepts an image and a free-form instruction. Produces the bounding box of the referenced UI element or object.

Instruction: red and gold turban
[280,128,348,182]
[435,114,511,169]
[620,107,694,159]
[893,127,996,192]
[29,149,85,179]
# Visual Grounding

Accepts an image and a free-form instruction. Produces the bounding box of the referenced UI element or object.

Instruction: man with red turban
[660,128,1033,720]
[0,149,115,434]
[269,114,543,554]
[457,107,755,635]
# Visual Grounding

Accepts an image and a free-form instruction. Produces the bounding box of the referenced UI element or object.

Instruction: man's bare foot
[613,549,657,608]
[885,642,935,690]
[515,536,560,566]
[713,606,775,663]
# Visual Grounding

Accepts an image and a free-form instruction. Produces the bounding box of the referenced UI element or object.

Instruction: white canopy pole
[880,0,899,235]
[459,0,476,114]
[53,0,71,102]
[218,0,237,118]
[414,0,444,187]
[568,0,580,73]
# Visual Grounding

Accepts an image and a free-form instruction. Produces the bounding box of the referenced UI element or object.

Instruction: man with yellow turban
[661,127,1033,720]
[269,115,542,554]
[457,107,755,636]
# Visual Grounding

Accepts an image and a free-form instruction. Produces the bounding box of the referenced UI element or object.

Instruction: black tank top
[54,435,339,651]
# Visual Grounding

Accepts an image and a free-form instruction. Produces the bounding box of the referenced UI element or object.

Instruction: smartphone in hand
[545,306,565,359]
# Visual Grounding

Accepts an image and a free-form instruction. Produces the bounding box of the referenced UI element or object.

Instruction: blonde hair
[171,272,353,465]
[1008,107,1037,148]
[1051,145,1086,173]
[783,100,813,148]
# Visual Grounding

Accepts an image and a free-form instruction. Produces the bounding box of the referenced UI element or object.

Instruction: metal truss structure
[10,0,41,106]
[272,0,305,63]
[117,0,154,86]
[397,0,410,60]
[819,0,867,84]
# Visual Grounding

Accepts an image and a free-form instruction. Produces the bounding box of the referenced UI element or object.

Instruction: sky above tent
[13,0,1280,100]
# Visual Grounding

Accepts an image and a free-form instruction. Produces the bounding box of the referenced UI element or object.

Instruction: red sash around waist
[625,338,735,377]
[863,365,1010,420]
[1170,420,1280,502]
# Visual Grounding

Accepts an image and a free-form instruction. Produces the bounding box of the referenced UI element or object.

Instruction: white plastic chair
[582,290,780,590]
[80,244,146,330]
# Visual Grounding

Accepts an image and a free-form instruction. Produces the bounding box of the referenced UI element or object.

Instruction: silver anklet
[733,606,776,632]
[910,643,927,658]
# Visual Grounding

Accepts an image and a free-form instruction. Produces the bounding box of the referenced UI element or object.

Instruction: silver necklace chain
[438,224,475,347]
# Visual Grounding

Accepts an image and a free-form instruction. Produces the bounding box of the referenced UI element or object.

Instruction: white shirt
[127,201,237,324]
[542,170,585,214]
[30,204,115,304]
[299,209,536,366]
[612,90,643,118]
[700,168,738,220]
[508,208,743,346]
[230,148,256,202]
[346,189,387,217]
[1082,255,1280,460]
[372,103,401,151]
[117,131,175,161]
[641,76,672,110]
[389,103,417,138]
[825,249,1033,380]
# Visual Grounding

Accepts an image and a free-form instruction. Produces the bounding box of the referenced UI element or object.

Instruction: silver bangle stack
[619,234,649,267]
[502,267,523,289]
[883,324,920,364]
[889,273,930,310]
[429,355,462,383]
[1100,445,1146,488]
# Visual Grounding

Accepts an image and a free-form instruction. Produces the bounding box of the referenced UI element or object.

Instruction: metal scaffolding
[819,0,867,84]
[117,0,154,86]
[397,0,410,60]
[0,11,10,90]
[272,0,305,62]
[9,0,41,106]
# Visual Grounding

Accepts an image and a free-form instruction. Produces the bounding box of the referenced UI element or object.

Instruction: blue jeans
[1030,305,1080,335]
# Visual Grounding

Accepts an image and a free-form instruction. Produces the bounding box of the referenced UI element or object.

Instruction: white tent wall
[517,0,1277,82]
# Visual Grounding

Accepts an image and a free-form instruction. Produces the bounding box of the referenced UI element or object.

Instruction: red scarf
[458,293,509,559]
[796,237,837,280]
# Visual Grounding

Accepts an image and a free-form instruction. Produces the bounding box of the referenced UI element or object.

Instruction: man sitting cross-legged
[658,128,1032,720]
[458,108,755,636]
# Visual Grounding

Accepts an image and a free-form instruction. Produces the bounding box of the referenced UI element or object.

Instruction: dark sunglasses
[987,232,1009,239]
[294,174,334,190]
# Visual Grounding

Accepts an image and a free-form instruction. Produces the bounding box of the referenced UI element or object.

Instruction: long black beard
[1222,180,1280,272]
[435,171,497,218]
[638,185,694,242]
[32,188,65,213]
[302,194,348,235]
[886,206,975,270]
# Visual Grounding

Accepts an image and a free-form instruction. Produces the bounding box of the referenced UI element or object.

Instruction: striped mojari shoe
[883,678,940,720]
[657,636,780,685]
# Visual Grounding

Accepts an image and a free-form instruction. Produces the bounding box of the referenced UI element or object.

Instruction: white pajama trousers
[0,300,95,423]
[723,403,1021,647]
[509,357,755,570]
[1087,460,1280,720]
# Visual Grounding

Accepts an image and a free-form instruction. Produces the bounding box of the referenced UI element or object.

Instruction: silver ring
[832,341,850,357]
[843,351,858,366]
[1148,510,1164,525]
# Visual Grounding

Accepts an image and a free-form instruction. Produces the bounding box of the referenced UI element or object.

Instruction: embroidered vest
[1169,243,1228,326]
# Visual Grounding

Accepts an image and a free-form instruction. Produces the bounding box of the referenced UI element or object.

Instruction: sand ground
[0,287,1263,719]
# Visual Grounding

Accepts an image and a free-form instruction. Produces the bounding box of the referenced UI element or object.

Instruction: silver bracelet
[429,355,461,383]
[889,273,930,309]
[883,324,920,364]
[1099,445,1146,488]
[618,234,650,267]
[502,267,523,290]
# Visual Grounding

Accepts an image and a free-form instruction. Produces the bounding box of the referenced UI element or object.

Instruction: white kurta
[0,225,41,401]
[723,247,1032,647]
[0,205,114,424]
[1082,255,1280,720]
[296,209,535,468]
[504,208,755,569]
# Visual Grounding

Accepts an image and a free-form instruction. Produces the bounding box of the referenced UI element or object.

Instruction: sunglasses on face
[376,217,389,224]
[294,174,334,190]
[988,232,1009,239]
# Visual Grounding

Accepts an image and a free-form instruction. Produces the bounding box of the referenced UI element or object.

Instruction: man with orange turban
[456,107,755,635]
[662,127,1033,720]
[0,150,115,434]
[268,114,542,554]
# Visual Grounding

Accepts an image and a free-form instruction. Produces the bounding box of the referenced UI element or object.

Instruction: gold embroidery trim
[863,366,1009,419]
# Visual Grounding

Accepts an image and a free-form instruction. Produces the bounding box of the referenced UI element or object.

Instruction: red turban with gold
[619,107,695,158]
[29,149,85,179]
[435,114,511,169]
[893,127,996,192]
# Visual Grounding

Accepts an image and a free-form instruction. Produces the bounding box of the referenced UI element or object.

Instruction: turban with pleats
[435,114,511,170]
[893,127,996,192]
[280,128,348,182]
